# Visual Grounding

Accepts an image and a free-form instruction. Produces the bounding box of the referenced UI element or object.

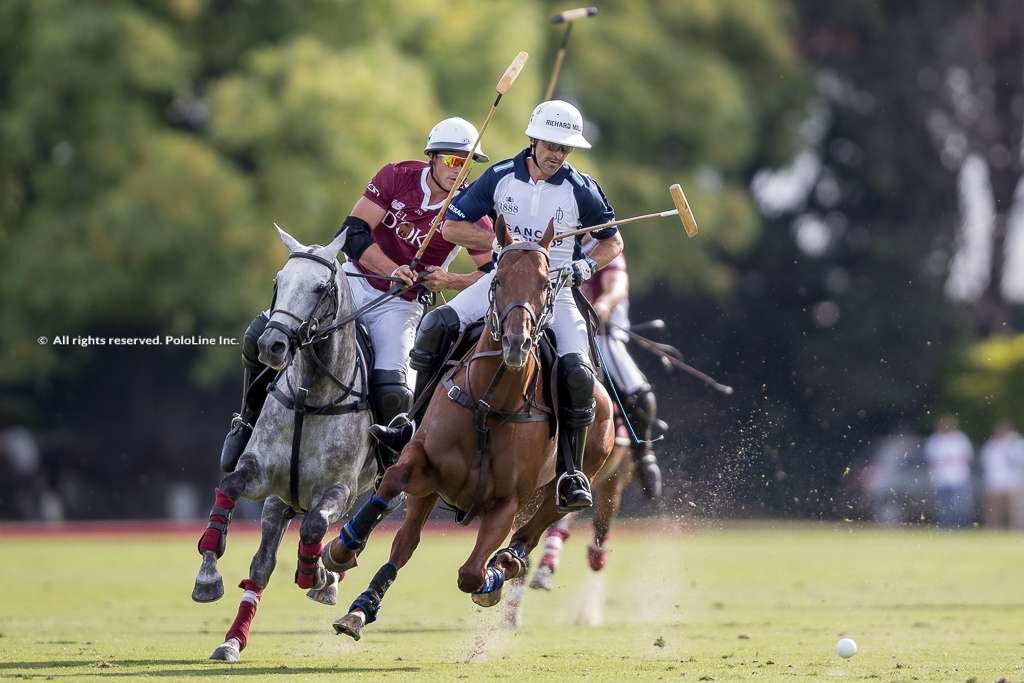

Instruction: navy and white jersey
[446,148,617,268]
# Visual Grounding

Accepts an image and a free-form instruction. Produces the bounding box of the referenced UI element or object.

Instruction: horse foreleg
[334,493,437,641]
[210,496,293,662]
[458,497,518,606]
[193,454,265,603]
[589,445,632,572]
[324,440,424,573]
[297,484,352,604]
[507,412,616,568]
[529,515,573,591]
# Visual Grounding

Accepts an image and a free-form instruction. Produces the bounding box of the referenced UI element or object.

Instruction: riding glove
[568,257,598,286]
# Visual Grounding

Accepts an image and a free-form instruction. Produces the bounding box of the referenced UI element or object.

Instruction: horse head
[488,215,555,370]
[258,225,350,370]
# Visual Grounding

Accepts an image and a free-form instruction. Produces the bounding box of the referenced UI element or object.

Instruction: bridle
[266,251,340,347]
[261,249,370,513]
[487,242,556,345]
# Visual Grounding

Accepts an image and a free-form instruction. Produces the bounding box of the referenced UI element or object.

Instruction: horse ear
[495,214,513,248]
[275,223,304,253]
[324,229,347,261]
[539,218,555,250]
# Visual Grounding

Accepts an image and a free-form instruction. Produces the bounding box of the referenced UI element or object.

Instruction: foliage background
[2,0,1022,518]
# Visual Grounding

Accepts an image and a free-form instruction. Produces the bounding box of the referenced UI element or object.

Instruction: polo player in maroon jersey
[218,117,494,474]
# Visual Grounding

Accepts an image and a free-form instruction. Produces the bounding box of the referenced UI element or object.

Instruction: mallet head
[669,183,699,238]
[551,7,598,24]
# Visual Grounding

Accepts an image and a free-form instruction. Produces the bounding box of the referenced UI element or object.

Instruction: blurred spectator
[923,415,974,528]
[0,426,63,521]
[861,433,931,524]
[979,420,1024,529]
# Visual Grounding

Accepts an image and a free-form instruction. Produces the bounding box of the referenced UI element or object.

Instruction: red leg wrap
[539,526,571,569]
[295,541,323,589]
[198,488,236,556]
[225,579,263,651]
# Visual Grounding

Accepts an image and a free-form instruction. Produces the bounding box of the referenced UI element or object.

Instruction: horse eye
[314,282,327,293]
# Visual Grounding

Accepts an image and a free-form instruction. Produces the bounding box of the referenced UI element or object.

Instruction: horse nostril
[270,340,286,356]
[521,337,533,354]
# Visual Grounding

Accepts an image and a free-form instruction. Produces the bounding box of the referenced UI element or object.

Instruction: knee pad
[369,369,413,423]
[242,313,270,368]
[410,306,461,373]
[559,353,595,427]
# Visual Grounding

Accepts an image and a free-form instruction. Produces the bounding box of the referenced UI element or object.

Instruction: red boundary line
[0,518,694,539]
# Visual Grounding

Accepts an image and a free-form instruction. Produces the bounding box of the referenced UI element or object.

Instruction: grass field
[2,520,1023,681]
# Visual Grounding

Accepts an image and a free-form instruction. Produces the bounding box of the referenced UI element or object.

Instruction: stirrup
[387,412,415,433]
[555,471,592,513]
[229,413,253,431]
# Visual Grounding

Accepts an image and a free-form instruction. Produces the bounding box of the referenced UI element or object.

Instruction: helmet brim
[527,132,592,150]
[424,144,489,163]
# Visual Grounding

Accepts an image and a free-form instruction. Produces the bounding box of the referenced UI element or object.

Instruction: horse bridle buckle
[447,385,460,401]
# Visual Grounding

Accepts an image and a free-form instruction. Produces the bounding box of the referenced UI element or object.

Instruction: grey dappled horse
[192,227,378,662]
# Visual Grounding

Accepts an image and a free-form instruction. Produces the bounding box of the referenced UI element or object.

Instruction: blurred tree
[676,0,993,514]
[0,0,813,517]
[0,0,545,392]
[946,334,1024,440]
[548,0,811,297]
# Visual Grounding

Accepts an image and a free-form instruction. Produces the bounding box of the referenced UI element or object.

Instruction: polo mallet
[610,322,734,396]
[554,183,699,242]
[630,319,666,333]
[544,7,598,100]
[409,50,529,270]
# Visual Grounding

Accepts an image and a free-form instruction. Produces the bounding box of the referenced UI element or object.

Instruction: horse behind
[323,216,614,640]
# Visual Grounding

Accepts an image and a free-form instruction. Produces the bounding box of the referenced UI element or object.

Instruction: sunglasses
[437,154,469,169]
[539,141,573,155]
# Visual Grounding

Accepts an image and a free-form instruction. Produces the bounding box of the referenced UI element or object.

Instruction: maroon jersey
[355,160,492,300]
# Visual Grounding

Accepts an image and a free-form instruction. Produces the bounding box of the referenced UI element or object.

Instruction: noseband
[266,251,340,346]
[488,242,553,344]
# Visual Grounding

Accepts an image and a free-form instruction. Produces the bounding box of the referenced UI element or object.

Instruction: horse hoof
[192,576,225,603]
[471,585,503,608]
[495,550,525,580]
[529,565,554,591]
[193,551,224,602]
[209,639,240,662]
[333,611,365,641]
[587,544,607,572]
[321,542,358,573]
[306,571,339,605]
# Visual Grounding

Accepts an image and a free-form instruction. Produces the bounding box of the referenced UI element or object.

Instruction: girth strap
[269,383,368,416]
[290,386,307,511]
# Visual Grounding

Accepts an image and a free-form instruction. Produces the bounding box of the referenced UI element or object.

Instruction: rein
[265,250,414,510]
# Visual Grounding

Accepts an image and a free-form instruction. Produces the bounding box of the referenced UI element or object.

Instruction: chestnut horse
[322,216,614,640]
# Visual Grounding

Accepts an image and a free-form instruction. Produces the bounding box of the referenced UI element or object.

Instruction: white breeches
[596,334,647,395]
[343,262,424,373]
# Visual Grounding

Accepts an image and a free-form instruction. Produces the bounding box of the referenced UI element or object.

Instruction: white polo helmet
[424,117,488,162]
[524,100,591,149]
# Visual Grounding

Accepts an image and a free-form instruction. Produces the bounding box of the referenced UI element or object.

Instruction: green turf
[1,521,1023,681]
